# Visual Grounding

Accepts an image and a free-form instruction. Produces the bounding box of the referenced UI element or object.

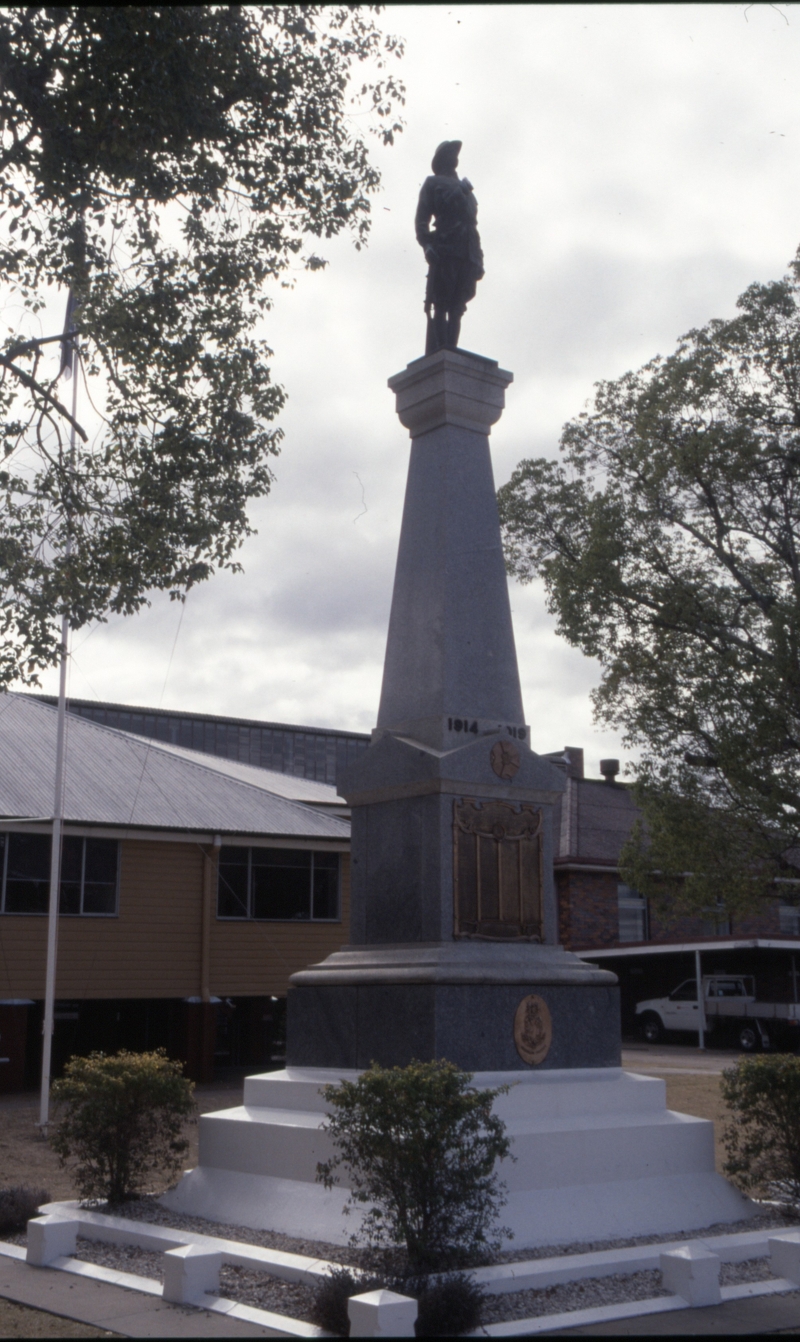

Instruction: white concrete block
[769,1232,800,1284]
[660,1243,721,1306]
[162,1244,222,1303]
[26,1216,78,1266]
[348,1288,418,1337]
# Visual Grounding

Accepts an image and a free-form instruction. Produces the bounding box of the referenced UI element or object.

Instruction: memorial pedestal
[163,1065,752,1247]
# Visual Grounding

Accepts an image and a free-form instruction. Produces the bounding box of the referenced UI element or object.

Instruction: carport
[576,939,800,1047]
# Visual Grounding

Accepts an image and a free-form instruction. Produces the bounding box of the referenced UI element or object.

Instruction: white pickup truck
[635,975,800,1052]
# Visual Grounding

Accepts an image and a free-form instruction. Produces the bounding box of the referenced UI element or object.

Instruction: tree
[0,6,403,687]
[51,1049,195,1205]
[497,250,800,918]
[316,1060,511,1274]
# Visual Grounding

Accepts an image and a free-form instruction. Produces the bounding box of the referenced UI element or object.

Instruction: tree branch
[0,354,87,441]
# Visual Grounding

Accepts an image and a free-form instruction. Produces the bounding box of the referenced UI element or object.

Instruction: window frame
[617,882,649,944]
[0,831,119,917]
[216,845,341,924]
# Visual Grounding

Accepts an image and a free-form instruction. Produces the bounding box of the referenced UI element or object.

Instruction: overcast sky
[38,3,800,779]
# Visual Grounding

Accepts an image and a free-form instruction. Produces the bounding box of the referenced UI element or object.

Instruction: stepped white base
[162,1066,753,1249]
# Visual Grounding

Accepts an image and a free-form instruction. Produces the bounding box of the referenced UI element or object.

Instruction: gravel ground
[116,1195,360,1265]
[74,1237,163,1281]
[216,1266,319,1322]
[491,1206,799,1262]
[480,1270,670,1324]
[113,1194,799,1268]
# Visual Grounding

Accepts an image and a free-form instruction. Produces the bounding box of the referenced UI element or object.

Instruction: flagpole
[38,333,78,1131]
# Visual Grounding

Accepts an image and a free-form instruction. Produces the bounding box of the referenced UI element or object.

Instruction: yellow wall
[0,839,350,1000]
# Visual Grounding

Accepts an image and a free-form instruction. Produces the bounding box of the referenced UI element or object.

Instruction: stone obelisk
[164,151,755,1243]
[286,349,620,1071]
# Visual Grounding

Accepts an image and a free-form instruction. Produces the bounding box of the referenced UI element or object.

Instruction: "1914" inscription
[448,717,527,741]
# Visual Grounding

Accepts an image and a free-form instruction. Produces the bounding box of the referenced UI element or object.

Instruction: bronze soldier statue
[415,140,485,355]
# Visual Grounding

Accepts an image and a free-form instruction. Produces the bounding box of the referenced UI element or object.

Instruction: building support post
[695,948,706,1051]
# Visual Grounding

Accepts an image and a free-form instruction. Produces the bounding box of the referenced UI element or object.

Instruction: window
[59,837,118,915]
[701,903,731,936]
[617,884,648,943]
[217,847,340,921]
[0,833,118,915]
[669,980,698,1001]
[779,902,800,935]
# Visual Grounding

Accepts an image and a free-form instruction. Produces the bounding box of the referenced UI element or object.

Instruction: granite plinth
[339,730,565,947]
[287,941,619,1070]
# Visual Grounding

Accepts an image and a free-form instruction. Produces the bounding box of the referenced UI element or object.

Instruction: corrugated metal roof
[0,694,350,840]
[133,738,346,807]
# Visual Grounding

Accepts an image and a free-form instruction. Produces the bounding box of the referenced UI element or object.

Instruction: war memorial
[165,142,751,1247]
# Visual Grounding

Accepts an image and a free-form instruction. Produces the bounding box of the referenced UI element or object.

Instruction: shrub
[309,1267,382,1336]
[0,1186,50,1233]
[50,1049,195,1205]
[317,1059,511,1274]
[308,1266,484,1337]
[721,1054,800,1205]
[416,1273,485,1337]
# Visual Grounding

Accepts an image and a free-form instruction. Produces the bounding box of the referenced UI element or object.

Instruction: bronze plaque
[490,740,520,780]
[453,798,542,940]
[514,994,552,1066]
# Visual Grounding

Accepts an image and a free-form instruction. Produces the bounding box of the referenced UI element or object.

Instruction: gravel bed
[74,1237,163,1281]
[111,1196,798,1269]
[216,1266,318,1322]
[490,1206,798,1262]
[720,1257,776,1285]
[479,1255,782,1325]
[114,1196,359,1266]
[480,1270,669,1324]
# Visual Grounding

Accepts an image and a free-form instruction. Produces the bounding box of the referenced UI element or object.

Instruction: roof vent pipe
[600,758,620,784]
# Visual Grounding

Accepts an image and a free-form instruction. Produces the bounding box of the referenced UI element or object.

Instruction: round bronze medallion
[490,740,520,780]
[513,994,552,1066]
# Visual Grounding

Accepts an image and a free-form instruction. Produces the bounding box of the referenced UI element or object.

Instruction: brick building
[545,746,800,1038]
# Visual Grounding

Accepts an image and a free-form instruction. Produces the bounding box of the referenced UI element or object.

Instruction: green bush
[316,1059,511,1274]
[309,1268,382,1336]
[415,1273,485,1337]
[51,1049,195,1205]
[721,1054,800,1206]
[0,1186,50,1233]
[309,1265,484,1337]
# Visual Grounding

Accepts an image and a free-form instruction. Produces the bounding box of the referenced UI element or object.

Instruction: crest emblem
[513,994,552,1065]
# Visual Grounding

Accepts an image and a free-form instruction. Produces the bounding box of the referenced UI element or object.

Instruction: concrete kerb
[5,1205,800,1339]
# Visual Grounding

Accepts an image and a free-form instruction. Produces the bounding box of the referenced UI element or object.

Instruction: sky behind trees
[38,3,800,780]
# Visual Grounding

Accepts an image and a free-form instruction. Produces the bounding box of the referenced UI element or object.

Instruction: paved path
[0,1255,283,1338]
[543,1290,800,1334]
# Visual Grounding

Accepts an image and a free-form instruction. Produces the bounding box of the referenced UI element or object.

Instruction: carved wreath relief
[490,740,520,780]
[514,994,552,1065]
[453,798,542,939]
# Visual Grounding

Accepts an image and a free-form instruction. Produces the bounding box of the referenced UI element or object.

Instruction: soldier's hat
[431,140,462,174]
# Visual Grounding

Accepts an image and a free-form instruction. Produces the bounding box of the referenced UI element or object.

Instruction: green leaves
[0,6,404,685]
[317,1060,511,1274]
[498,248,800,917]
[721,1055,800,1205]
[50,1049,195,1205]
